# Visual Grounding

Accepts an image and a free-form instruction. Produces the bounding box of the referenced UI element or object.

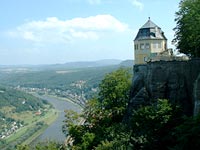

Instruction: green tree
[17,145,30,150]
[62,109,80,136]
[99,68,131,120]
[173,0,200,57]
[130,99,183,150]
[64,68,132,149]
[17,141,66,150]
[171,115,200,150]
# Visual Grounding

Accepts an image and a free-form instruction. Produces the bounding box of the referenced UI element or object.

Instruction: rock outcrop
[125,59,200,122]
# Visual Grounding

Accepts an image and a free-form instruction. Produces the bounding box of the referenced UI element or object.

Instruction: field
[0,104,58,149]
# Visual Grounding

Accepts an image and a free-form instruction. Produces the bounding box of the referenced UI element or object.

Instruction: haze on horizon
[0,0,179,65]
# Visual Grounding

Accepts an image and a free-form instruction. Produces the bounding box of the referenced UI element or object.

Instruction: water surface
[35,95,81,142]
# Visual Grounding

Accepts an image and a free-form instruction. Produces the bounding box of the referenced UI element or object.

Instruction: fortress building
[134,18,168,64]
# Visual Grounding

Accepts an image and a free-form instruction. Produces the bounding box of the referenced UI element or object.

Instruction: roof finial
[148,17,150,20]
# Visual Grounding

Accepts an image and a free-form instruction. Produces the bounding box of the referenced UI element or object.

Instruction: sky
[0,0,180,65]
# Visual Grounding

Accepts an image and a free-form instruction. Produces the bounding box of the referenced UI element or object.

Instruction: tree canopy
[63,68,132,149]
[173,0,200,57]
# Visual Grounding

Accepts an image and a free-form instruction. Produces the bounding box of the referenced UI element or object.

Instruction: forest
[0,86,48,112]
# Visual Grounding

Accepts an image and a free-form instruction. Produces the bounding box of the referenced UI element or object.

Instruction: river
[34,95,82,142]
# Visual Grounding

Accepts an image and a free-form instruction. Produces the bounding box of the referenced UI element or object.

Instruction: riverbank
[22,109,59,145]
[1,107,58,150]
[3,94,82,149]
[43,94,83,109]
[30,94,82,143]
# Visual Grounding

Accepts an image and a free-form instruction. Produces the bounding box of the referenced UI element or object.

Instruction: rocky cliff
[125,59,200,122]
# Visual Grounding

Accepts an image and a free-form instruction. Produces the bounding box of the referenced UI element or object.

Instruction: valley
[0,87,57,149]
[0,60,133,149]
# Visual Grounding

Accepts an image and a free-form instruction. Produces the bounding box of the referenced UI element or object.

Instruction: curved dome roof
[134,18,167,41]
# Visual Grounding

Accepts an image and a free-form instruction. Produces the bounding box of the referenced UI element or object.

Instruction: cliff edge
[125,59,200,122]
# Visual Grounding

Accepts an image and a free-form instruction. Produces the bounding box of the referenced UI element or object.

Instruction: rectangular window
[153,43,157,49]
[145,43,150,49]
[153,42,161,49]
[158,43,161,48]
[135,44,139,50]
[140,43,144,50]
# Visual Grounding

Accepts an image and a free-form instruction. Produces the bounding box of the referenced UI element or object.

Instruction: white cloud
[130,0,144,10]
[8,15,129,44]
[87,0,101,5]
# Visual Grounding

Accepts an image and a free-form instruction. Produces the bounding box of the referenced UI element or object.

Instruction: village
[14,80,94,107]
[0,120,23,139]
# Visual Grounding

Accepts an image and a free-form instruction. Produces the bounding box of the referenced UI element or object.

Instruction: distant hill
[64,59,122,68]
[119,60,134,67]
[0,59,122,72]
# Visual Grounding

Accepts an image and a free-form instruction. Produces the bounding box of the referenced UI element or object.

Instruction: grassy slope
[5,108,58,146]
[0,87,59,149]
[22,109,59,145]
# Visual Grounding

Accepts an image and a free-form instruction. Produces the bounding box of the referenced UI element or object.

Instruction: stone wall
[125,59,200,122]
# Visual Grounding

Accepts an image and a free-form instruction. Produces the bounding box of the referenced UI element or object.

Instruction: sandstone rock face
[126,59,200,121]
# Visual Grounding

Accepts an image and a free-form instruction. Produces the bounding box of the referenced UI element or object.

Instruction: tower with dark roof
[134,18,168,64]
